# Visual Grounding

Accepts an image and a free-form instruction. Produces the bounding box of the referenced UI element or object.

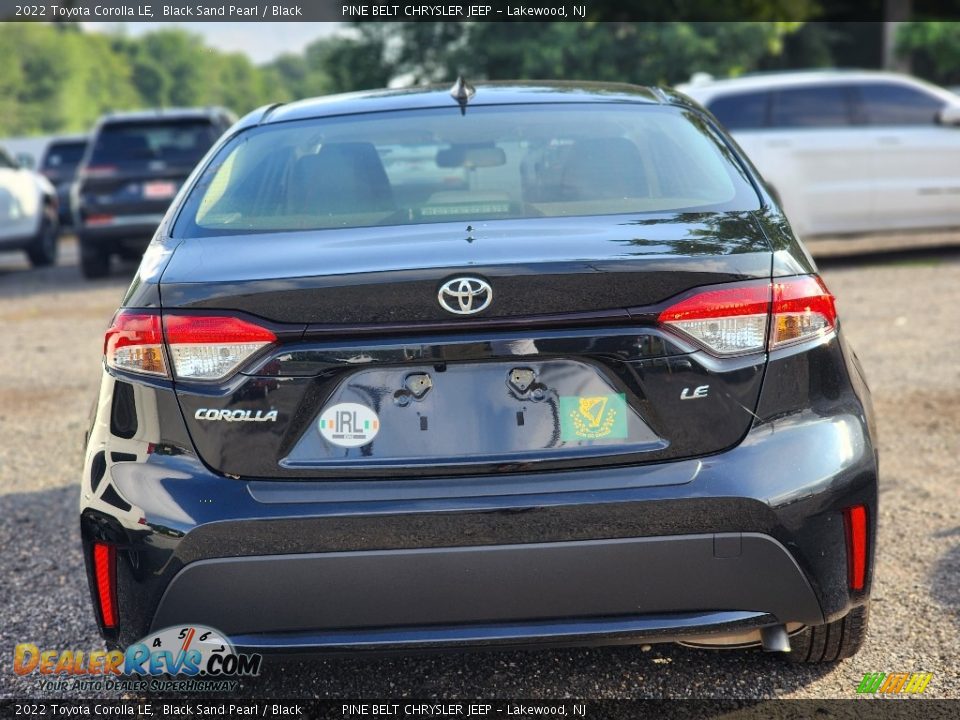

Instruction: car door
[761,84,876,236]
[706,84,874,237]
[852,80,960,231]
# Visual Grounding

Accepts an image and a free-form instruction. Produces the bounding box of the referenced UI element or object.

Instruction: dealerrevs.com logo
[13,625,262,693]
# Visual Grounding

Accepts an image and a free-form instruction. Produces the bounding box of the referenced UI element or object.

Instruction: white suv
[0,145,59,267]
[679,71,960,238]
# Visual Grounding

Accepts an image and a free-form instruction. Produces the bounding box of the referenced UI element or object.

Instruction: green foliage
[378,22,802,88]
[898,22,960,85]
[0,24,291,137]
[15,18,947,140]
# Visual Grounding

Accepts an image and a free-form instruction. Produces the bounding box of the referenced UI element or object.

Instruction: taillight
[104,311,276,381]
[92,542,117,628]
[658,275,836,356]
[82,165,118,178]
[658,281,770,356]
[770,275,837,349]
[84,214,115,226]
[843,505,868,591]
[163,315,276,381]
[104,310,167,376]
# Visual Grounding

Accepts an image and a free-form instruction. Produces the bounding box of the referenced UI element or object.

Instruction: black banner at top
[2,0,960,23]
[0,699,958,720]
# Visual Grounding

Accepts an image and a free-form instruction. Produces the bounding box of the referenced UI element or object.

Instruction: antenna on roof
[449,76,475,116]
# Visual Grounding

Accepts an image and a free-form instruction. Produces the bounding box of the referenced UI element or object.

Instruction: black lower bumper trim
[151,532,823,643]
[231,611,777,652]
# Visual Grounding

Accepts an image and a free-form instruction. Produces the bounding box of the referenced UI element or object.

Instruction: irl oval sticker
[318,403,380,448]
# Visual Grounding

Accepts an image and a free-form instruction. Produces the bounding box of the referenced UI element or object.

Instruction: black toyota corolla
[81,82,877,662]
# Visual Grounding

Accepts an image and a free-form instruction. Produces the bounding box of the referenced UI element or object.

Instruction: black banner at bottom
[1,700,958,720]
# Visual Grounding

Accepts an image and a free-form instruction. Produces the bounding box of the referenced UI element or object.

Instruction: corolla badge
[438,277,493,315]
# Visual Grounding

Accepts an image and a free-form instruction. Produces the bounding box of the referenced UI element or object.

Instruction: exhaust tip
[760,624,791,653]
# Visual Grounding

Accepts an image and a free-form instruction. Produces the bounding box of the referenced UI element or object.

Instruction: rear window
[42,141,87,171]
[90,119,219,168]
[175,104,759,237]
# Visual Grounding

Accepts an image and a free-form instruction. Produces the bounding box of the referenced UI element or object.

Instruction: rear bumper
[77,214,163,247]
[152,533,822,651]
[81,410,875,651]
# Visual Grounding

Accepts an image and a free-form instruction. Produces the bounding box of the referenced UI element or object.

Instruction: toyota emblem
[437,277,493,315]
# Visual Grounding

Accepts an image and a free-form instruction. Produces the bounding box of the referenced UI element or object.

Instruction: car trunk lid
[159,213,773,478]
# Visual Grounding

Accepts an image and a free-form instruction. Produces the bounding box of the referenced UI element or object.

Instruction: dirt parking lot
[0,237,957,699]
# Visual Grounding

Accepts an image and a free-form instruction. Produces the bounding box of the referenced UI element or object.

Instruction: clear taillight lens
[658,275,837,356]
[658,281,770,356]
[163,315,276,381]
[104,311,167,376]
[104,311,276,381]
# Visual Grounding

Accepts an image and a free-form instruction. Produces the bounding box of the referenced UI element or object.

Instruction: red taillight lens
[82,165,118,178]
[843,505,868,591]
[658,275,837,356]
[104,310,167,377]
[163,315,276,381]
[84,214,115,227]
[92,543,117,628]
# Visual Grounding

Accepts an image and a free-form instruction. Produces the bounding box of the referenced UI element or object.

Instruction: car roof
[677,69,944,99]
[98,107,232,125]
[246,81,693,128]
[45,135,88,146]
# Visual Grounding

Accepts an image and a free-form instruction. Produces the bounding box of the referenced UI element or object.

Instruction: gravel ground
[0,237,957,700]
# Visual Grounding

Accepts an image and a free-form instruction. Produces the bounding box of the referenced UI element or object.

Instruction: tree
[304,28,393,94]
[383,22,804,88]
[897,22,960,84]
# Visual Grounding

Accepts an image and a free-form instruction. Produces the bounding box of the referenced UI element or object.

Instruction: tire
[26,216,58,268]
[79,241,111,279]
[789,603,869,663]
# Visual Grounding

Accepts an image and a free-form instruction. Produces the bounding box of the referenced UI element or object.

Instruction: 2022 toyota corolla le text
[81,82,877,661]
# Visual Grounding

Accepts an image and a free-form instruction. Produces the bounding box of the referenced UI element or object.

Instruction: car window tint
[770,86,854,128]
[176,104,760,237]
[90,120,219,169]
[43,142,87,169]
[707,91,768,130]
[858,83,944,126]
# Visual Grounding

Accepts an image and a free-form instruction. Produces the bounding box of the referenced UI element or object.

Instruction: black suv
[74,108,234,278]
[82,83,877,662]
[39,136,88,228]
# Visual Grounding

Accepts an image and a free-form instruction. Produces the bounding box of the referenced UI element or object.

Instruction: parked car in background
[39,135,88,228]
[679,70,960,238]
[82,82,877,662]
[75,107,235,278]
[0,144,59,266]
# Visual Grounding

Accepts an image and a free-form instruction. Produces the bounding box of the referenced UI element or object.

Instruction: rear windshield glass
[175,104,759,237]
[90,119,219,168]
[42,141,87,170]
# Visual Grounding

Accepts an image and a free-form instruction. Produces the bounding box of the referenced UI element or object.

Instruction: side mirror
[15,153,35,169]
[938,104,960,126]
